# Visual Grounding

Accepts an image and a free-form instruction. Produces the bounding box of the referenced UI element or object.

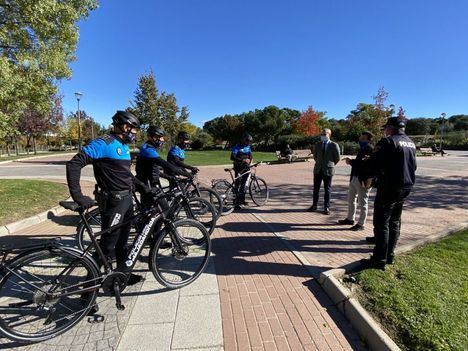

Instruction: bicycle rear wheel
[76,208,101,251]
[0,248,100,343]
[249,176,269,206]
[149,219,211,289]
[212,180,235,215]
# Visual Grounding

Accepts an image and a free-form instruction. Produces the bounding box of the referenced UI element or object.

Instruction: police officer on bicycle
[66,110,146,284]
[136,126,190,208]
[361,117,417,270]
[167,131,199,174]
[231,133,253,209]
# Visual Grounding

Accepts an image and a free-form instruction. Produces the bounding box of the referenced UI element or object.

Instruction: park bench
[275,149,313,163]
[419,147,437,156]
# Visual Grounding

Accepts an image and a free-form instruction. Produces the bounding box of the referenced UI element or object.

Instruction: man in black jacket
[66,110,145,284]
[136,126,190,208]
[231,133,253,208]
[338,132,375,231]
[361,117,417,270]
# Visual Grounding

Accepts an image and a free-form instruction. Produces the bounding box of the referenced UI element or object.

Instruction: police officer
[136,126,190,208]
[361,117,417,269]
[167,131,199,174]
[231,133,253,208]
[66,110,145,284]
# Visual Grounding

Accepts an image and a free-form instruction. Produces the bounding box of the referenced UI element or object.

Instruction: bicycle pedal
[116,302,125,311]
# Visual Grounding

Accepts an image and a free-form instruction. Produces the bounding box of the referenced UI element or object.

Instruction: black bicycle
[76,181,217,251]
[212,162,269,215]
[177,173,223,218]
[0,191,211,343]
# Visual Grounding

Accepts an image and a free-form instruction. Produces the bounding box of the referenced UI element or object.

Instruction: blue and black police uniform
[230,143,253,203]
[367,126,417,265]
[136,141,184,207]
[167,145,197,172]
[66,134,135,266]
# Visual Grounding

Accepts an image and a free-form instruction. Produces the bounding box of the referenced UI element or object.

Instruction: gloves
[74,194,95,209]
[191,167,199,174]
[177,169,192,178]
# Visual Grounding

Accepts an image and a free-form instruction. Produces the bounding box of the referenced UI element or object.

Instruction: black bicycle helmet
[177,131,190,140]
[147,126,165,137]
[243,132,253,142]
[112,111,140,128]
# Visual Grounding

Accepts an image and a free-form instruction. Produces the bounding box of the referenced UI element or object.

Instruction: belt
[100,189,132,200]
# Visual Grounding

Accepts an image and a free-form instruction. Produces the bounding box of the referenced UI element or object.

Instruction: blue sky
[59,0,468,127]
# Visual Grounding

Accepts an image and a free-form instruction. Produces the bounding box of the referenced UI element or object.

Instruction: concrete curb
[0,197,72,237]
[318,269,401,351]
[0,152,75,165]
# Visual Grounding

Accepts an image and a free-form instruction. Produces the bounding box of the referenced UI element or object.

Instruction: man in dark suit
[308,128,341,215]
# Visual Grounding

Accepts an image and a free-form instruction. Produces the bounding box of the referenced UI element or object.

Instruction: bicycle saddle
[59,201,97,212]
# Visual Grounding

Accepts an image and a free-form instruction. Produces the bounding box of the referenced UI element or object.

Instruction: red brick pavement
[213,213,364,351]
[201,158,467,350]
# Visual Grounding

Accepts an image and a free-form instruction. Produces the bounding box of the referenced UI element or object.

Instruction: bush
[275,134,320,150]
[191,131,214,150]
[341,141,360,155]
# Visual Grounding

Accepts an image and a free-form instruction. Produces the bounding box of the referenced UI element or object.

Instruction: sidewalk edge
[0,152,75,165]
[0,197,72,237]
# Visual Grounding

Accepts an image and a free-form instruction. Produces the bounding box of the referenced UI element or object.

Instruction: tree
[243,106,289,145]
[17,94,64,154]
[0,0,98,141]
[293,106,323,136]
[127,69,160,126]
[346,87,393,139]
[128,70,189,143]
[448,115,468,131]
[203,114,244,145]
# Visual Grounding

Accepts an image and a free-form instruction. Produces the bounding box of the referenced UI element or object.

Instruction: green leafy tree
[127,69,160,126]
[346,87,393,139]
[128,70,189,143]
[0,0,98,141]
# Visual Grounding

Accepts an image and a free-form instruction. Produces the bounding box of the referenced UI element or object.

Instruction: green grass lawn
[353,229,468,351]
[155,150,277,166]
[0,180,69,226]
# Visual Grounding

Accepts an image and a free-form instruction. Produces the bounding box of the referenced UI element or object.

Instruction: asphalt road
[0,150,466,180]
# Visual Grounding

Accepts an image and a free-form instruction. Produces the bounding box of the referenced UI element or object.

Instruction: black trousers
[372,187,411,263]
[99,194,133,266]
[313,171,333,209]
[234,163,250,203]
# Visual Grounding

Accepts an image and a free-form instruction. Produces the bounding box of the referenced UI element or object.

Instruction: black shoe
[306,205,317,212]
[360,258,385,270]
[350,224,365,231]
[87,305,99,316]
[365,236,375,243]
[323,208,330,215]
[234,205,243,210]
[127,274,145,286]
[386,255,395,265]
[338,218,354,225]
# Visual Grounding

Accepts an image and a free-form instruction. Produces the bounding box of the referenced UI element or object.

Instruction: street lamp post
[439,112,446,156]
[75,92,83,151]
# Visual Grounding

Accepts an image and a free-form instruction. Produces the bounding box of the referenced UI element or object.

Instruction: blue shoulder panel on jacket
[139,143,160,158]
[169,146,185,160]
[83,136,130,160]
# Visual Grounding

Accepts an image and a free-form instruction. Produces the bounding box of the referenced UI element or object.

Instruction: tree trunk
[15,141,19,156]
[6,144,11,157]
[33,136,37,155]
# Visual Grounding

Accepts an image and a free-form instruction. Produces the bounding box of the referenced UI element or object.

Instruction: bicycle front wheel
[189,187,223,219]
[0,248,100,343]
[249,176,269,206]
[176,197,217,236]
[212,180,235,215]
[149,219,211,289]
